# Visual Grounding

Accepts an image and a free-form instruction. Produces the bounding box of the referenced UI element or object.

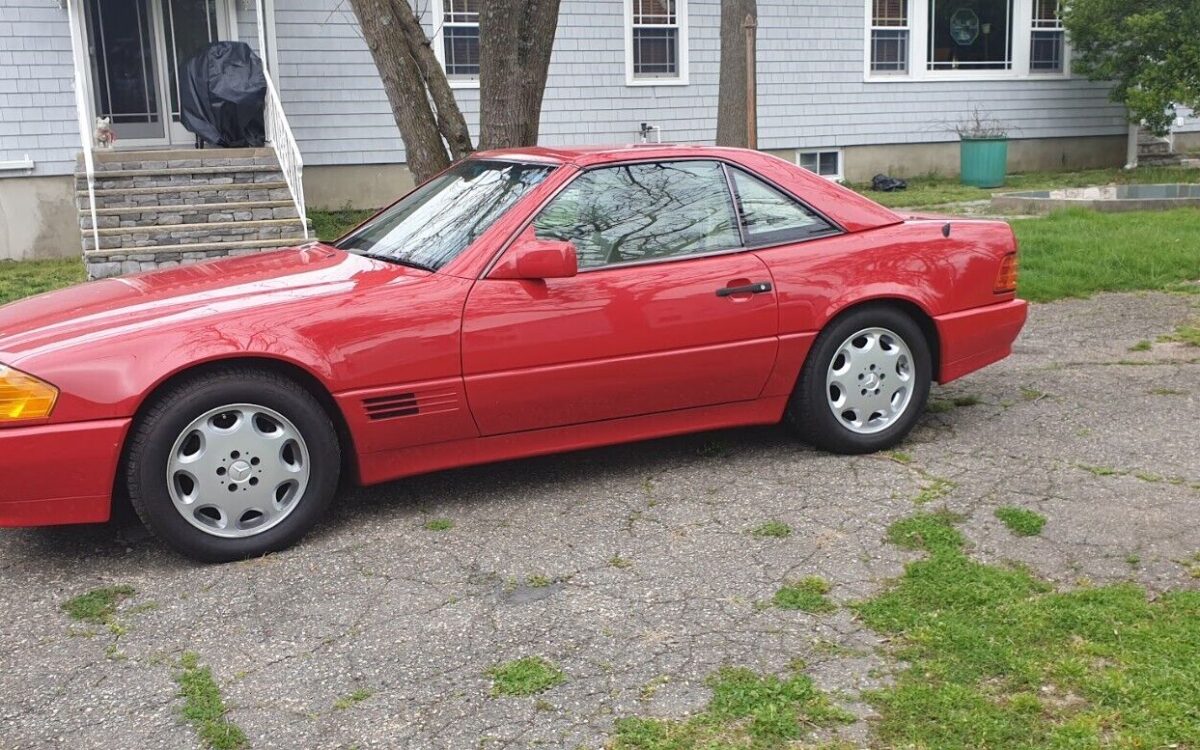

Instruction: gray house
[0,0,1177,269]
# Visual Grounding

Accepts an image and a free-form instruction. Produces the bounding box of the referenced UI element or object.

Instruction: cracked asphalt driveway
[1,291,1197,749]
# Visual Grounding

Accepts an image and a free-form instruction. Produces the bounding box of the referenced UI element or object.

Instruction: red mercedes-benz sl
[0,146,1026,561]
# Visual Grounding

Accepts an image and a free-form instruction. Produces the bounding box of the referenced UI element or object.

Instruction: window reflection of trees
[535,162,741,269]
[339,161,551,270]
[729,168,834,247]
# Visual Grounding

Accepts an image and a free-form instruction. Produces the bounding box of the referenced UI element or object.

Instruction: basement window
[797,149,844,181]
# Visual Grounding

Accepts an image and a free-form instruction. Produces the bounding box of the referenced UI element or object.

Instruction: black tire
[125,367,340,562]
[786,305,932,454]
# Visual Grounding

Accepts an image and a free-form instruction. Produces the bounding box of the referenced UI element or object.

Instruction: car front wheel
[125,368,340,562]
[787,306,932,454]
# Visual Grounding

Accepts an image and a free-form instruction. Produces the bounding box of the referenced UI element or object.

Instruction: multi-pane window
[442,0,480,79]
[870,0,909,73]
[534,161,739,269]
[928,0,1014,70]
[797,150,843,181]
[631,0,681,79]
[1030,0,1064,72]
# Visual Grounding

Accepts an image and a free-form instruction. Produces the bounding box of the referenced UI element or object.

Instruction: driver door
[461,160,779,436]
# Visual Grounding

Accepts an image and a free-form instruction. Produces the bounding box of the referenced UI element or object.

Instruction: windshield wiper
[353,251,435,273]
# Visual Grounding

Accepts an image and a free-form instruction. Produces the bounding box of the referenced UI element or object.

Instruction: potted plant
[955,109,1009,188]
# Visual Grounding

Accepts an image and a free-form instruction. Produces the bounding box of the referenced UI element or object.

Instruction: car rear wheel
[786,306,931,454]
[125,368,340,562]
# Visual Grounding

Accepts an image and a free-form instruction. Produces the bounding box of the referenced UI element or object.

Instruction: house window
[928,0,1013,70]
[626,0,689,85]
[1029,0,1064,72]
[797,149,843,181]
[441,0,480,80]
[865,0,1067,78]
[870,0,909,73]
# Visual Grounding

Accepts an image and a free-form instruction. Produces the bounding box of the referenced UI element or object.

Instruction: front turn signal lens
[995,252,1019,293]
[0,365,59,422]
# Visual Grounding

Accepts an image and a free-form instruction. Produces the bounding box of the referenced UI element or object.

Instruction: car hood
[0,244,418,367]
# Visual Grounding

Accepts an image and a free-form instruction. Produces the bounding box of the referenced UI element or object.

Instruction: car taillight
[994,252,1018,293]
[0,364,59,422]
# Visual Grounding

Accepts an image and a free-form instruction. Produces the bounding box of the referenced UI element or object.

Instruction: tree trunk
[348,0,451,182]
[479,0,562,150]
[716,0,756,147]
[396,0,474,160]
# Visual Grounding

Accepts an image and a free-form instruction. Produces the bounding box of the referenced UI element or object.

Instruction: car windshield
[336,159,554,271]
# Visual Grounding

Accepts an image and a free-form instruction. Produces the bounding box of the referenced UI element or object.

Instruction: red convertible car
[0,146,1026,561]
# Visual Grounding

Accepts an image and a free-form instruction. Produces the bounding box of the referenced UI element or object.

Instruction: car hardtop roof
[470,144,760,168]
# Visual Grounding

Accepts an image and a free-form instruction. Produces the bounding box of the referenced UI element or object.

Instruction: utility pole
[744,13,758,149]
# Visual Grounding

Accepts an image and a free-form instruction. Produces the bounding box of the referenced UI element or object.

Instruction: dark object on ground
[872,174,908,192]
[179,42,267,148]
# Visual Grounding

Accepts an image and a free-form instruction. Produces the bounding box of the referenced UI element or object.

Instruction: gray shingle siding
[266,0,1127,167]
[0,0,78,177]
[2,0,1132,179]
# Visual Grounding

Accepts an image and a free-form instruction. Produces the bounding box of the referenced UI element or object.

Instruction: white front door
[85,0,234,147]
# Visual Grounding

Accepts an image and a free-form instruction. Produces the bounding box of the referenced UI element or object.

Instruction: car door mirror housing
[490,235,578,280]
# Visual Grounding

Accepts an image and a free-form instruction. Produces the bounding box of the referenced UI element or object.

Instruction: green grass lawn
[854,512,1200,750]
[309,208,375,242]
[1011,208,1200,302]
[3,204,1199,307]
[0,258,86,306]
[849,165,1200,209]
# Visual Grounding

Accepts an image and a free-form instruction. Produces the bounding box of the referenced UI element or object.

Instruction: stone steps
[83,201,297,230]
[1136,127,1179,165]
[84,218,304,252]
[74,147,307,278]
[79,182,293,210]
[84,238,309,279]
[86,166,284,191]
[1139,154,1184,167]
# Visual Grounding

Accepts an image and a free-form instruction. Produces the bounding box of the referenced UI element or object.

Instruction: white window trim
[624,0,689,87]
[430,0,480,89]
[796,148,844,182]
[862,0,1071,82]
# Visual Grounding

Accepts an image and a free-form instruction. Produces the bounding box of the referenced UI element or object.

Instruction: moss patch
[750,521,792,539]
[995,506,1047,537]
[611,666,853,749]
[773,577,836,614]
[61,585,135,624]
[487,656,565,697]
[175,652,247,750]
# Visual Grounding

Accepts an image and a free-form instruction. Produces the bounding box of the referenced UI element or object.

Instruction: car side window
[728,168,837,247]
[533,161,741,269]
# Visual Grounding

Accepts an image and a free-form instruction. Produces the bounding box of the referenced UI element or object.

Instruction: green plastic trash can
[960,137,1008,188]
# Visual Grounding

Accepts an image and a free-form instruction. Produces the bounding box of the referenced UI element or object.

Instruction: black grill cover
[179,42,267,148]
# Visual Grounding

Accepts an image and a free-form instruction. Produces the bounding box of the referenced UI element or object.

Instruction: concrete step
[84,218,306,252]
[85,146,276,164]
[1138,141,1173,157]
[82,201,298,230]
[1138,154,1184,167]
[84,237,309,279]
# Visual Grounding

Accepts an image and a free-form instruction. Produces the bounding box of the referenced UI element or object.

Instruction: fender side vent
[363,392,419,420]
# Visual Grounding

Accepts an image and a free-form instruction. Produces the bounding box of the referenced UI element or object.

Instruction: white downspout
[1125,122,1139,170]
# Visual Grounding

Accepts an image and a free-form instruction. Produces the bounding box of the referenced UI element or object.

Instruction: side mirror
[490,232,578,280]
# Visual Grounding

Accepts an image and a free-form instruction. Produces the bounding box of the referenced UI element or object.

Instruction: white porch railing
[257,0,308,240]
[65,0,101,256]
[263,76,309,240]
